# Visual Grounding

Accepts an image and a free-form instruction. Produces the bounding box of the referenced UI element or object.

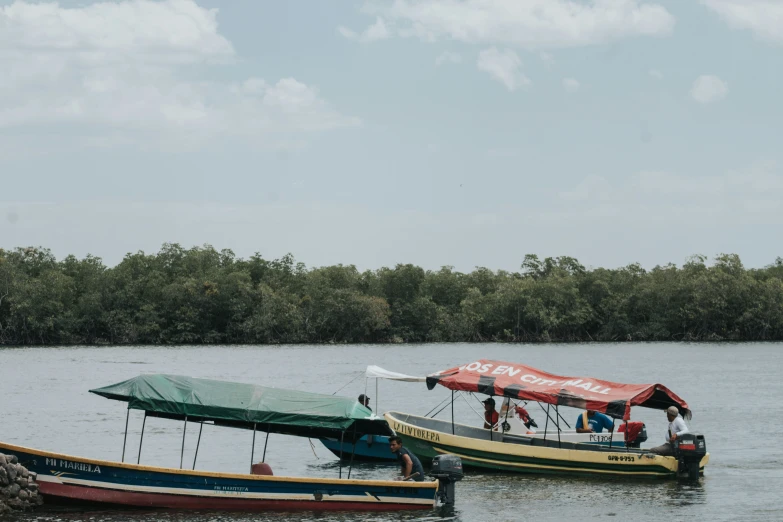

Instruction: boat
[0,374,460,512]
[384,359,710,479]
[319,365,426,462]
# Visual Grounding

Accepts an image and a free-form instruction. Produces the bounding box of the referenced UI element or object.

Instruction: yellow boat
[385,359,709,479]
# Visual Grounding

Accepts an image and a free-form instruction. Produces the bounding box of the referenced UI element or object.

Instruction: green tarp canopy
[90,374,393,440]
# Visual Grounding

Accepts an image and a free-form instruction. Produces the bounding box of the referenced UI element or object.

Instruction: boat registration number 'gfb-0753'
[607,455,635,462]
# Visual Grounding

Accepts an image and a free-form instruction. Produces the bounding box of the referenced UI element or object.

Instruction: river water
[1,343,780,521]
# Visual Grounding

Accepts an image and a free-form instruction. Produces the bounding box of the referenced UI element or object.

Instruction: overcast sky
[1,0,782,272]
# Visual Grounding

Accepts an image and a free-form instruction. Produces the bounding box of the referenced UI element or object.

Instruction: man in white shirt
[650,406,689,456]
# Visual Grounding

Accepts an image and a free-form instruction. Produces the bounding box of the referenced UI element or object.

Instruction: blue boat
[318,365,427,463]
[319,434,393,461]
[0,441,438,511]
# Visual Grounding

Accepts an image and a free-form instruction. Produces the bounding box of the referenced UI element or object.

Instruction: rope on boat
[462,392,494,428]
[330,371,364,395]
[425,393,455,417]
[307,438,320,459]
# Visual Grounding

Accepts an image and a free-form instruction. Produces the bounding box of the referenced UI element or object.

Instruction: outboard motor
[429,454,463,505]
[675,433,707,480]
[635,424,648,446]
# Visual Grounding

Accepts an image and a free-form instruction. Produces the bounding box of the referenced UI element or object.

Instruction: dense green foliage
[1,244,782,345]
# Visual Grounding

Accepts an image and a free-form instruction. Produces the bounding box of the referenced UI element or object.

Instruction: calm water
[1,343,781,522]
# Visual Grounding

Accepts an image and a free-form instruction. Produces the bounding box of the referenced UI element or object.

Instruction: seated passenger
[483,397,499,430]
[575,409,614,433]
[650,406,689,456]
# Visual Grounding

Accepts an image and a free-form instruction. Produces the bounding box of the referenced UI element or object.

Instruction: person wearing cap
[650,406,690,456]
[357,394,375,445]
[483,397,499,430]
[575,410,614,434]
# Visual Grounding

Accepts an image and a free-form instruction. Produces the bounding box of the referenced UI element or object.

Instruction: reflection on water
[2,342,782,522]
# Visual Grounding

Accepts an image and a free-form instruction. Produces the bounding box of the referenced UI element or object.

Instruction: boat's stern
[673,433,708,480]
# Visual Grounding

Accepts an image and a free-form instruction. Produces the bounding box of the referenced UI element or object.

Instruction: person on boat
[650,406,689,456]
[483,397,499,430]
[389,436,425,481]
[358,394,375,445]
[575,410,614,433]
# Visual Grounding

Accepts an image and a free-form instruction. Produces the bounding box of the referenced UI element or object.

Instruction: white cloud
[559,175,612,201]
[559,161,783,225]
[0,0,359,150]
[352,0,675,49]
[690,75,729,104]
[363,17,392,42]
[563,77,580,93]
[0,0,234,63]
[477,48,530,91]
[539,52,555,67]
[338,26,358,39]
[702,0,783,45]
[635,161,783,196]
[436,51,462,65]
[649,69,663,80]
[338,16,391,43]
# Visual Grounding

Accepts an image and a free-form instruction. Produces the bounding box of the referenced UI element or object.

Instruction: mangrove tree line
[1,244,782,345]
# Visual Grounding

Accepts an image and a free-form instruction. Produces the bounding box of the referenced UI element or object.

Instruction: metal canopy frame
[119,411,360,480]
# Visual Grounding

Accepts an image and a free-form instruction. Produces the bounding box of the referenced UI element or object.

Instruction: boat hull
[385,412,709,479]
[0,441,436,512]
[319,435,396,462]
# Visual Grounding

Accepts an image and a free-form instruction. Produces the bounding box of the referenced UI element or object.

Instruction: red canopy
[426,359,691,421]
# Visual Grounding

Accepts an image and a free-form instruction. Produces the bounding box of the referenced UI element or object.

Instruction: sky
[1,0,782,272]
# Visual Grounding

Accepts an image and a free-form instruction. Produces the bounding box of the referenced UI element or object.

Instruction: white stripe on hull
[36,475,434,505]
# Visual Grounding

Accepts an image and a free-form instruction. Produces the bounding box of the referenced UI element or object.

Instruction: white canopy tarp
[364,365,426,382]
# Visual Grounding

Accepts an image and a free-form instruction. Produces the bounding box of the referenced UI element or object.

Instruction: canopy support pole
[262,428,270,463]
[555,408,571,429]
[543,404,550,441]
[555,405,562,449]
[137,411,146,464]
[250,423,257,471]
[179,416,188,469]
[537,402,562,433]
[451,391,455,435]
[338,431,345,479]
[536,401,570,428]
[425,394,453,418]
[489,396,493,442]
[121,407,130,462]
[608,419,615,448]
[347,425,357,479]
[375,378,379,413]
[503,398,511,433]
[192,421,203,470]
